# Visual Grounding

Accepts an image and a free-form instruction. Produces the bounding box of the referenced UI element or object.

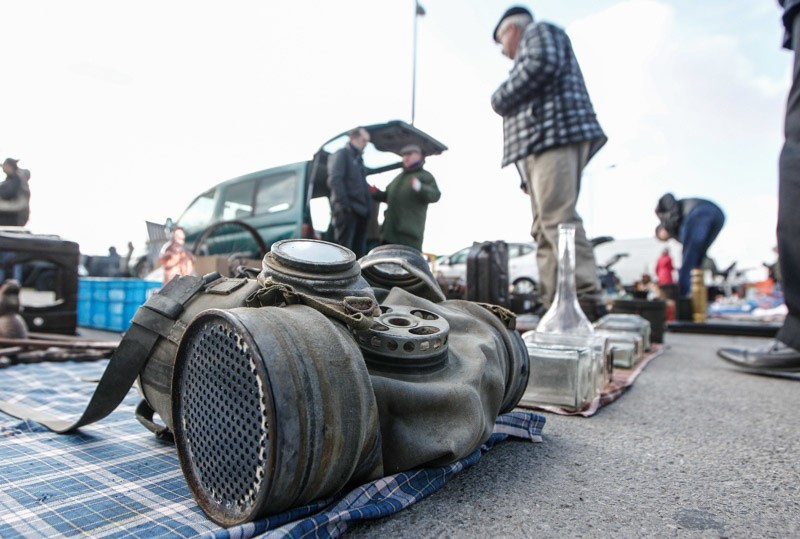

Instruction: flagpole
[412,1,425,126]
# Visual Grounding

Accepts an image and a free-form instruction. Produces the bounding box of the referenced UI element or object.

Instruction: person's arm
[413,171,441,203]
[159,243,180,268]
[491,23,561,116]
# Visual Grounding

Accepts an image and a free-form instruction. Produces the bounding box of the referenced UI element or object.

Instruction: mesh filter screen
[179,317,270,515]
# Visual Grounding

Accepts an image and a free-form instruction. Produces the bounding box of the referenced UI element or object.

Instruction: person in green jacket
[372,144,441,252]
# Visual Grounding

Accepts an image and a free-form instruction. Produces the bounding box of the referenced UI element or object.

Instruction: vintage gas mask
[3,240,529,527]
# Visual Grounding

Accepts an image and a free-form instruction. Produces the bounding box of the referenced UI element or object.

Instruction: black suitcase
[466,240,509,307]
[0,229,80,334]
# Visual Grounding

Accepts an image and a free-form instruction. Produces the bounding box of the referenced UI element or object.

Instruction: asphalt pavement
[348,332,800,538]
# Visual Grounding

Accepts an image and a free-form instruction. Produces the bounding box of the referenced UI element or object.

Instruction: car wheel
[512,278,537,296]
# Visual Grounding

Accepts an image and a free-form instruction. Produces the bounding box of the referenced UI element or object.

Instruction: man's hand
[411,177,422,192]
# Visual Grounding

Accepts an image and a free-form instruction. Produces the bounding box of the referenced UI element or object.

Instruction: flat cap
[493,6,533,42]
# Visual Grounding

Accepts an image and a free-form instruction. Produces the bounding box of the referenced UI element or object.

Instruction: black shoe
[717,340,800,371]
[578,297,608,323]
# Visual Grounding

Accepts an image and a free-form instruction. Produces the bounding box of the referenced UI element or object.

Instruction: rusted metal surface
[172,306,382,527]
[256,239,380,317]
[137,276,263,432]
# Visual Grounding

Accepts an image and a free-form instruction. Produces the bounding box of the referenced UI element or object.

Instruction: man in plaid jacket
[491,6,607,319]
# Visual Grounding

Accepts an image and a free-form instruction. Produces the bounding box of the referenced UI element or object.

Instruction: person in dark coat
[372,144,440,252]
[327,127,372,258]
[654,193,725,298]
[717,0,800,372]
[0,158,29,226]
[491,6,607,320]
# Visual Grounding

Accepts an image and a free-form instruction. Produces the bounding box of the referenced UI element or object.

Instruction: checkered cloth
[0,360,545,538]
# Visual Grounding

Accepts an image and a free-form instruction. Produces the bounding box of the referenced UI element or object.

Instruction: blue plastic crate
[77,299,91,326]
[78,278,161,332]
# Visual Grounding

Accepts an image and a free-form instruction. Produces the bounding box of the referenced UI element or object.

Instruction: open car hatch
[310,120,447,199]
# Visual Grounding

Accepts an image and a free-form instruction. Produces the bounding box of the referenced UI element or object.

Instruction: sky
[1,1,790,281]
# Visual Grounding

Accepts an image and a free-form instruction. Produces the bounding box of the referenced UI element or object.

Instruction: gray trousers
[777,12,800,350]
[523,141,599,307]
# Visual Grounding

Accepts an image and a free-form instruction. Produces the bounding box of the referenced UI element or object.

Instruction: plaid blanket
[0,360,545,538]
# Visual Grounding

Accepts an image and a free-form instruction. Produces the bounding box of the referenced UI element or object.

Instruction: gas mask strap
[475,302,518,330]
[246,281,375,331]
[135,399,173,441]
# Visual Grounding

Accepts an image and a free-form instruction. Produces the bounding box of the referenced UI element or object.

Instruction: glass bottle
[536,223,594,336]
[521,223,600,412]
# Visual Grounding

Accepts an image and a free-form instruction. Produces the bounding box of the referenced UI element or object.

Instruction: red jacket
[656,253,675,285]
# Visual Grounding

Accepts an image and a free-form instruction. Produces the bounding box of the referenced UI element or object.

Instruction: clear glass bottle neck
[536,224,593,336]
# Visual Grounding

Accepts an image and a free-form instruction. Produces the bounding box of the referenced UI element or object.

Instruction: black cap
[493,6,533,43]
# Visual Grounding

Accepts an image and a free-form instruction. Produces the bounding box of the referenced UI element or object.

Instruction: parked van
[130,121,447,276]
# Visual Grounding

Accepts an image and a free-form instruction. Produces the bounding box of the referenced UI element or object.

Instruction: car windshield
[177,188,215,230]
[450,248,470,264]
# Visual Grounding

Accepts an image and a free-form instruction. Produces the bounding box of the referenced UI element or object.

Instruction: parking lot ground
[349,331,800,538]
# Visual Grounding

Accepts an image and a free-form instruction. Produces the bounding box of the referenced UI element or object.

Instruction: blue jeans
[678,202,725,297]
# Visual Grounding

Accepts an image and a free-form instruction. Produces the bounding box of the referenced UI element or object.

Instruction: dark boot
[578,296,608,323]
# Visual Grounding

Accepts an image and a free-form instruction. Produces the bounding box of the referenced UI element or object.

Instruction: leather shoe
[578,297,608,323]
[717,340,800,371]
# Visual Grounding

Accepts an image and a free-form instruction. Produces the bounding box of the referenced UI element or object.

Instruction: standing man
[654,193,725,298]
[327,127,372,258]
[372,144,441,252]
[717,1,800,372]
[491,6,607,320]
[0,158,30,226]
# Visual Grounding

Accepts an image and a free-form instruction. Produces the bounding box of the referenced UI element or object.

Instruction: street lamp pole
[412,1,425,126]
